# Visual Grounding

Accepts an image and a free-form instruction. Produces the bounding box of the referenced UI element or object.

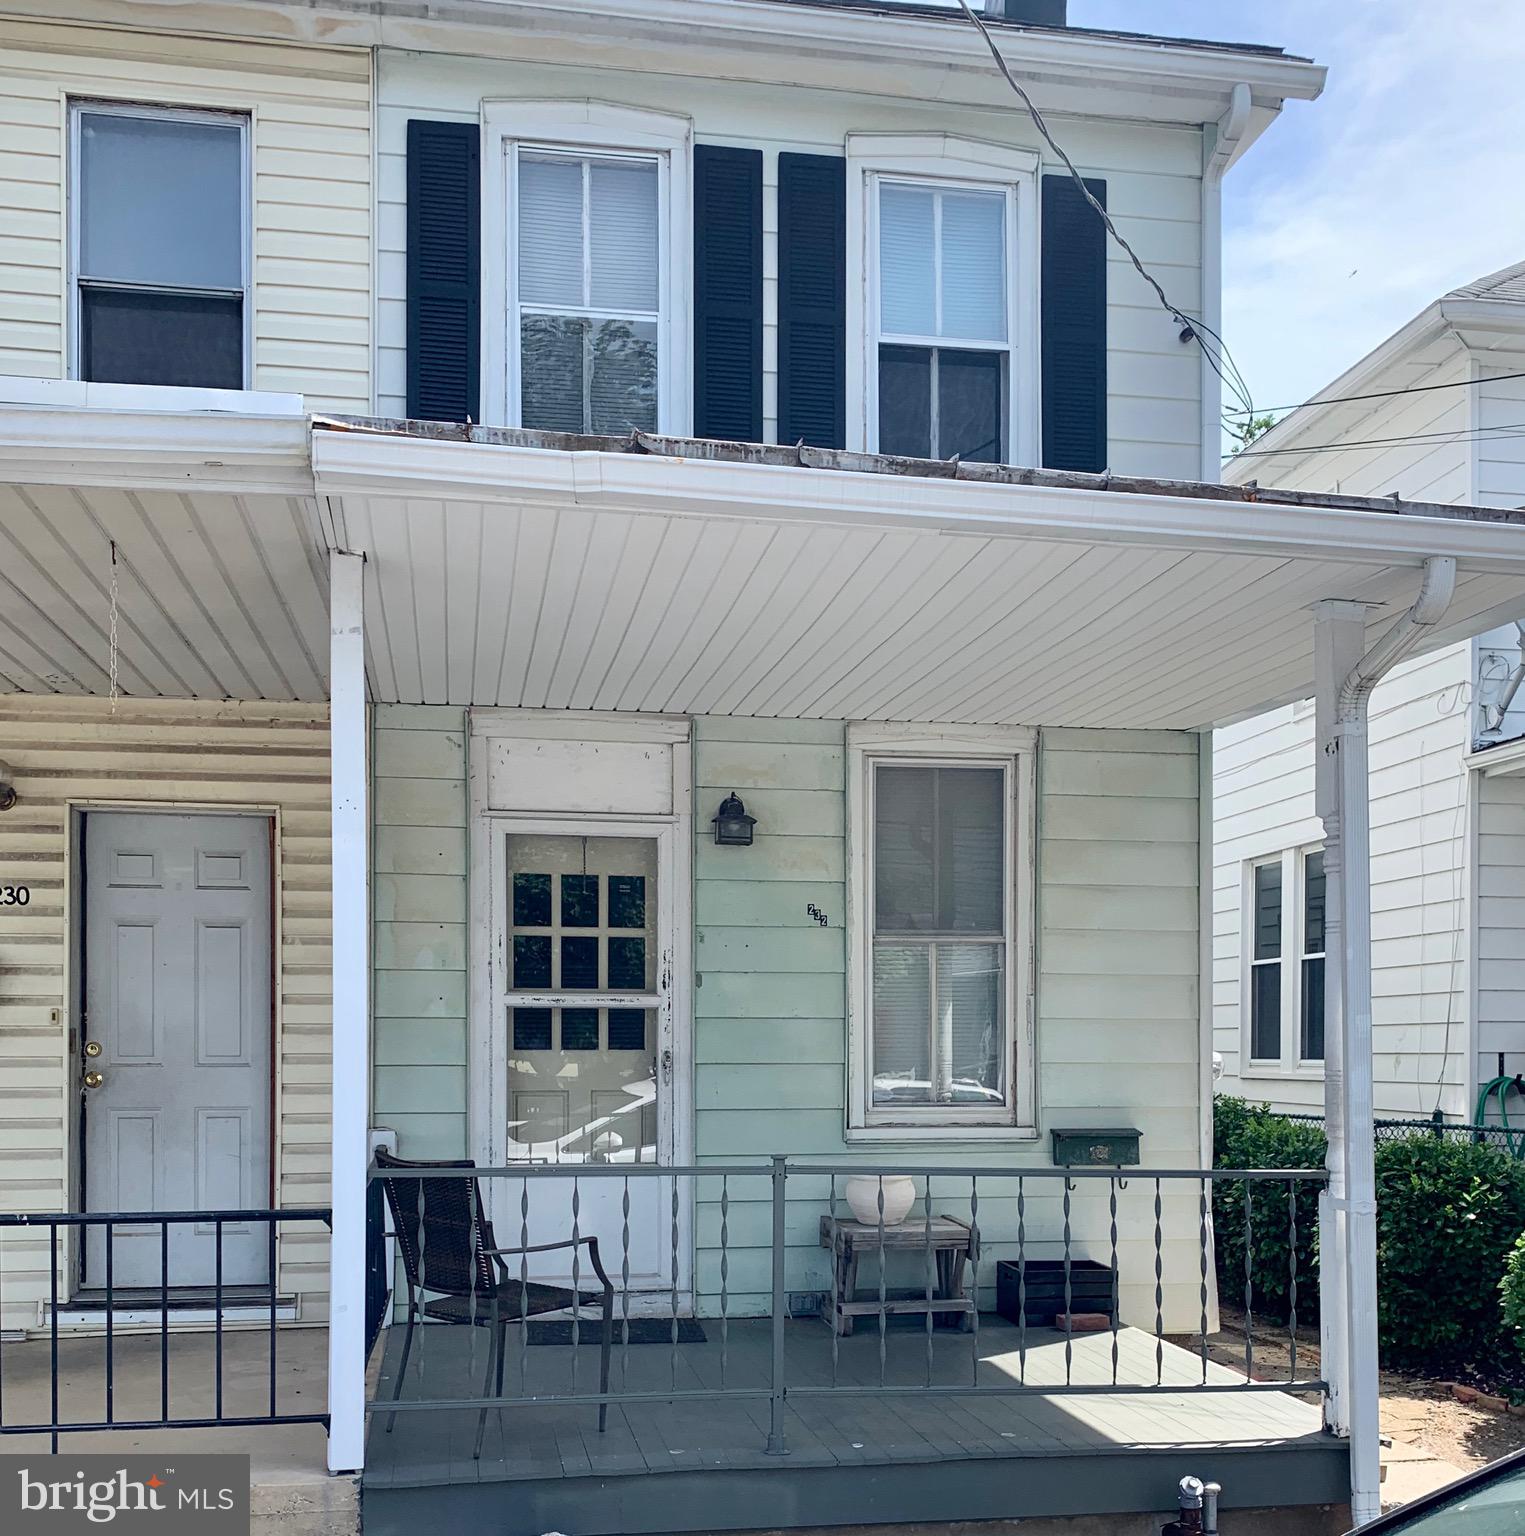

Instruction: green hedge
[1214,1096,1525,1375]
[1213,1096,1325,1324]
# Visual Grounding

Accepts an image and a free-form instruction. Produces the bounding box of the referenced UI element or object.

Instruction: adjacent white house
[1214,262,1525,1127]
[3,3,1524,1534]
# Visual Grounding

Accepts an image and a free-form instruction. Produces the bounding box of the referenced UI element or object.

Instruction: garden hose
[1475,1075,1525,1159]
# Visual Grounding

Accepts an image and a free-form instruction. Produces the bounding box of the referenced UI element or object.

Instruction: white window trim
[1241,843,1325,1078]
[846,133,1039,465]
[68,99,252,389]
[481,101,692,435]
[846,722,1037,1140]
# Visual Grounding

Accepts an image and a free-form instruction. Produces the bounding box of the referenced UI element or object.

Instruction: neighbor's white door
[82,812,272,1290]
[487,821,680,1295]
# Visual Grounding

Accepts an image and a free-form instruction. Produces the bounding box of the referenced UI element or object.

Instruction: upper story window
[72,103,249,390]
[516,150,660,434]
[847,135,1038,467]
[875,179,1009,462]
[1246,846,1326,1071]
[486,103,692,435]
[847,725,1035,1137]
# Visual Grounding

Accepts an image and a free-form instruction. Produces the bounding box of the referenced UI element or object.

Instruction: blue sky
[1069,1,1525,418]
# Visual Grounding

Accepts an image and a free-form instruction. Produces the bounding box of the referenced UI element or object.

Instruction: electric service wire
[1227,418,1525,461]
[1225,368,1525,420]
[952,0,1257,418]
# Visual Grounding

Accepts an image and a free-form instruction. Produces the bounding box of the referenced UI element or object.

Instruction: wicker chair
[375,1148,615,1456]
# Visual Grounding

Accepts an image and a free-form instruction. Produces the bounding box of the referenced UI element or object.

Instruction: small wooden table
[818,1214,977,1336]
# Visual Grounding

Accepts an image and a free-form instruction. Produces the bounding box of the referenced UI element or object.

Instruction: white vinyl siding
[1474,769,1525,1113]
[0,17,371,410]
[1213,643,1472,1118]
[375,50,1204,475]
[0,696,334,1332]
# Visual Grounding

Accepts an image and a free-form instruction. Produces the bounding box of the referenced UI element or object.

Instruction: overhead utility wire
[952,0,1257,418]
[1224,367,1525,419]
[1228,418,1525,460]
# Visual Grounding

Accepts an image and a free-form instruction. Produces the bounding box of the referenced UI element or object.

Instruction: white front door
[485,819,682,1296]
[81,811,272,1290]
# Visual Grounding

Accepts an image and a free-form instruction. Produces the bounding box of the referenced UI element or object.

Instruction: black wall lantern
[712,791,756,847]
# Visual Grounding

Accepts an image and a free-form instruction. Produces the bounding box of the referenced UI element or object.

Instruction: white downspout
[1317,556,1457,1528]
[1200,83,1251,482]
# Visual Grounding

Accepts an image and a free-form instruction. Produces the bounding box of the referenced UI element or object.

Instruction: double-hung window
[875,179,1010,462]
[71,103,248,390]
[1246,847,1326,1071]
[847,135,1038,466]
[490,104,691,435]
[848,727,1035,1134]
[515,149,661,434]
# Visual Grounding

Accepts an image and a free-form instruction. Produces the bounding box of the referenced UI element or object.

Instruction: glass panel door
[504,834,661,1165]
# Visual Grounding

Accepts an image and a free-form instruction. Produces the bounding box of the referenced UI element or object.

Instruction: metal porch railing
[0,1206,332,1451]
[367,1159,1325,1459]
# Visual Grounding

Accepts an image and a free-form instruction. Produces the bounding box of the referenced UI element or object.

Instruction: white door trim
[467,712,694,1306]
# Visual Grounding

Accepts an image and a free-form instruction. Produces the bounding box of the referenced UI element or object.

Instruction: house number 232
[0,885,30,906]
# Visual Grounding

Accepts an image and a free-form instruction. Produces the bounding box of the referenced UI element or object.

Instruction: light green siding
[691,720,1205,1327]
[372,704,469,1159]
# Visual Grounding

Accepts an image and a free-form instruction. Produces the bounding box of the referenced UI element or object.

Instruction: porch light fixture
[0,760,14,812]
[711,792,756,847]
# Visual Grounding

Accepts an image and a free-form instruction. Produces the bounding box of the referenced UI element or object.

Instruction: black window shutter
[694,144,763,443]
[777,152,845,449]
[1040,174,1108,473]
[406,120,480,424]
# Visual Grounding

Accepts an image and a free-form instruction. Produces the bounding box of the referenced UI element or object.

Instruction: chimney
[984,0,1068,26]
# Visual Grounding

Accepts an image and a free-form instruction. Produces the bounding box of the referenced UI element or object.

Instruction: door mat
[527,1318,707,1345]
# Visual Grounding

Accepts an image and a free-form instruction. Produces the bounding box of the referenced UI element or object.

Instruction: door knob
[83,1070,104,1089]
[84,1040,102,1058]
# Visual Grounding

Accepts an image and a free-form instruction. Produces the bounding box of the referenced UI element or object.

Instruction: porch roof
[311,419,1525,731]
[5,401,1525,729]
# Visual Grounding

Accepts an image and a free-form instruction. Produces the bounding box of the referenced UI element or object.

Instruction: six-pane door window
[870,762,1009,1112]
[1247,847,1326,1068]
[73,104,247,389]
[515,148,661,434]
[875,179,1009,463]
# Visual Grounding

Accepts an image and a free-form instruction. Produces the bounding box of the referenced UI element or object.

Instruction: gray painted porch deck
[362,1316,1348,1534]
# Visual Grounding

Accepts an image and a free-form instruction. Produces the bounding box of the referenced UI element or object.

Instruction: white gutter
[1200,83,1251,481]
[1318,556,1457,1528]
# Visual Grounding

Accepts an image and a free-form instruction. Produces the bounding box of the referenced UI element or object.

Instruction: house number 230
[0,885,30,906]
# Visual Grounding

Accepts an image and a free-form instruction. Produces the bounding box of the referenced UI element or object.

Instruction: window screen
[517,150,660,434]
[75,108,245,388]
[871,763,1007,1108]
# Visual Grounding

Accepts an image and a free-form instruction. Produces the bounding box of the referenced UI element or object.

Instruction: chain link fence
[1279,1112,1524,1155]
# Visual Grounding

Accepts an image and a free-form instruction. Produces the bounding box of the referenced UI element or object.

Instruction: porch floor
[364,1316,1348,1534]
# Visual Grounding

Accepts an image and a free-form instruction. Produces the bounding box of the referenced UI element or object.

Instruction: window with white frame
[847,134,1037,466]
[489,104,691,436]
[875,178,1010,462]
[848,728,1034,1133]
[1246,846,1326,1070]
[71,103,248,389]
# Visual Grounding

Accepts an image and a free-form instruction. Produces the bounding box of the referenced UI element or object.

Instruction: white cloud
[1218,0,1525,413]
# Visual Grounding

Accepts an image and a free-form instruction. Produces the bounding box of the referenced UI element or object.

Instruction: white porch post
[327,551,370,1475]
[1315,559,1456,1527]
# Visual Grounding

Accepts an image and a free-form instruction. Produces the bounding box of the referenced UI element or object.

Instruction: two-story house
[5,4,1525,1534]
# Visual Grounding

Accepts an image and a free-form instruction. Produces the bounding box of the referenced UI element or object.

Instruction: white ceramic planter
[844,1173,916,1226]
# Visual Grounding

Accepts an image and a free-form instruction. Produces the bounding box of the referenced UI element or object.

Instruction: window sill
[1237,1064,1326,1082]
[845,1123,1039,1145]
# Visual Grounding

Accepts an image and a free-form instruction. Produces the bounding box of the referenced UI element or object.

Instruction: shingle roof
[751,0,1297,58]
[1447,260,1525,305]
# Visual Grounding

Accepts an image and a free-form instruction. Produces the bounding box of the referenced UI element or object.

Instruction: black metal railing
[0,1207,332,1451]
[366,1159,1325,1459]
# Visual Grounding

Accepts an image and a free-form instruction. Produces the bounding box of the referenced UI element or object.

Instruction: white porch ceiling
[0,482,330,699]
[316,432,1525,731]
